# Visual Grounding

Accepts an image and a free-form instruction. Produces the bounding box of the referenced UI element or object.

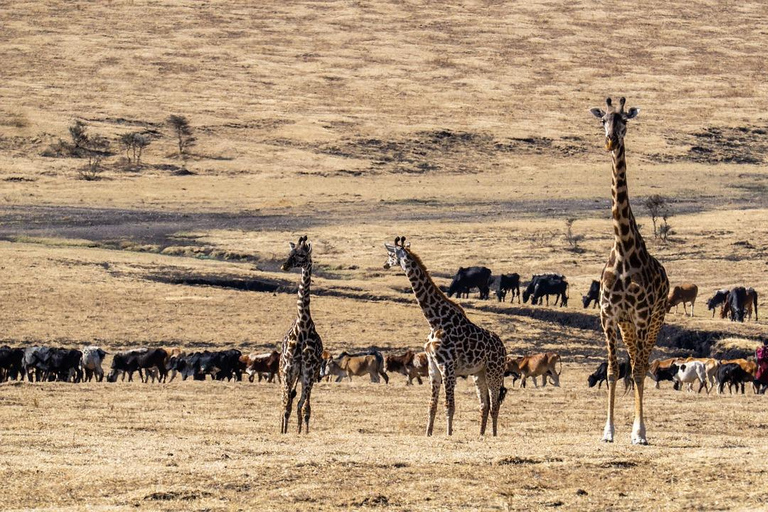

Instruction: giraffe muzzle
[382,263,391,270]
[605,137,617,151]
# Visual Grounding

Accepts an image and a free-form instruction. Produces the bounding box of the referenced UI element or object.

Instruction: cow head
[589,97,639,151]
[281,236,312,271]
[581,295,590,308]
[383,236,410,271]
[496,288,507,302]
[587,374,599,387]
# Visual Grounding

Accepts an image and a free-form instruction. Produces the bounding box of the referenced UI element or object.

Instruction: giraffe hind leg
[441,362,456,436]
[426,359,441,436]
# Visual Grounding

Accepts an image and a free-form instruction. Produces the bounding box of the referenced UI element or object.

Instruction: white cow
[81,346,107,382]
[673,361,709,394]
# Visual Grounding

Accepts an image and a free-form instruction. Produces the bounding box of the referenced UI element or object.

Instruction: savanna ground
[1,0,768,510]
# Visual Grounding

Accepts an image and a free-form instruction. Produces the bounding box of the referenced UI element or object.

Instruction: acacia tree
[120,133,150,166]
[166,115,195,159]
[644,194,668,238]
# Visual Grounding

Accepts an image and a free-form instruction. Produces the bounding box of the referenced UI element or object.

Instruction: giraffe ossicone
[590,97,669,445]
[384,236,508,436]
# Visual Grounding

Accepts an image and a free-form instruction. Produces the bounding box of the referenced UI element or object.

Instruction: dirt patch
[651,124,768,165]
[496,456,563,466]
[146,273,290,293]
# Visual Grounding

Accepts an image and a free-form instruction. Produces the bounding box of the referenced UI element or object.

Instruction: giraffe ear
[384,243,395,252]
[590,108,605,119]
[289,242,296,250]
[625,107,639,120]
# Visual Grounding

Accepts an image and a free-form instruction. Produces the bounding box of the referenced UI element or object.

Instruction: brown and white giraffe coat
[279,236,324,434]
[384,237,507,436]
[591,97,669,445]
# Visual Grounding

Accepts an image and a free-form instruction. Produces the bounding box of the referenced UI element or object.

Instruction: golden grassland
[1,0,768,510]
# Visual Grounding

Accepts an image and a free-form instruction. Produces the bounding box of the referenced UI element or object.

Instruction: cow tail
[558,357,562,376]
[498,383,507,405]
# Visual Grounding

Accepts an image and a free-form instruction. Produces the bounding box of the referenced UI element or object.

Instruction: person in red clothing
[755,338,768,394]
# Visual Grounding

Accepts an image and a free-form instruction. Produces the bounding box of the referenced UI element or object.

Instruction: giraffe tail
[498,384,507,405]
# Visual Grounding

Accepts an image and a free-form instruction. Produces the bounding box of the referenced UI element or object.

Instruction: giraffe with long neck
[590,97,669,445]
[279,235,324,434]
[384,237,507,436]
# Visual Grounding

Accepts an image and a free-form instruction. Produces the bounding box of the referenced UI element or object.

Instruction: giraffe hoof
[631,437,648,445]
[601,436,614,443]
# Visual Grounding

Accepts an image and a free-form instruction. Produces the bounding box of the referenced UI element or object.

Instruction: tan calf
[323,352,389,384]
[505,352,561,388]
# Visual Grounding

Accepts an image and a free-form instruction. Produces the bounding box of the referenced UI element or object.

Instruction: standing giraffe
[590,97,670,445]
[384,237,507,436]
[279,236,324,434]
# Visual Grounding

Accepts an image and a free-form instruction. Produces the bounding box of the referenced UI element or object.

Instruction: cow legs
[426,357,442,436]
[473,372,490,436]
[379,369,389,384]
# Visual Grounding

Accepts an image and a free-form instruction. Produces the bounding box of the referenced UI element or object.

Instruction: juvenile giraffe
[384,237,507,436]
[590,97,670,445]
[279,236,324,434]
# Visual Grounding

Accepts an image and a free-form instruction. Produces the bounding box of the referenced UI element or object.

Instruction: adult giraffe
[590,97,669,445]
[384,236,507,436]
[279,236,324,434]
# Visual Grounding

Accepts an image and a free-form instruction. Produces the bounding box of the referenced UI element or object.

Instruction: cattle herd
[452,267,759,324]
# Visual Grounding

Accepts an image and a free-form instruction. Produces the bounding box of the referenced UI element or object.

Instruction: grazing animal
[245,351,280,383]
[671,361,709,393]
[727,286,749,322]
[667,283,698,317]
[706,289,730,318]
[279,236,324,434]
[384,350,428,385]
[588,359,633,392]
[647,358,680,388]
[23,347,83,382]
[716,363,753,395]
[583,280,600,309]
[745,287,759,321]
[495,273,521,303]
[385,236,507,436]
[522,274,566,305]
[81,346,107,382]
[721,358,758,393]
[0,346,24,382]
[198,349,243,381]
[505,353,562,388]
[591,97,670,445]
[447,266,492,300]
[107,348,168,383]
[532,278,569,307]
[322,350,389,383]
[682,357,720,390]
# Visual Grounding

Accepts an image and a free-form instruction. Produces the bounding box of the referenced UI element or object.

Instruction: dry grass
[1,0,768,510]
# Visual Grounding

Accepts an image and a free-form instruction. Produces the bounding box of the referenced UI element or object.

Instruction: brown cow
[667,283,698,317]
[647,357,681,388]
[244,351,280,383]
[322,350,389,383]
[504,352,561,388]
[384,350,427,385]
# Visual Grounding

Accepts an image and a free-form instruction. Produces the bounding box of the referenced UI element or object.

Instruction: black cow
[0,346,24,382]
[727,286,748,322]
[650,363,679,388]
[532,278,568,307]
[717,363,752,394]
[587,359,633,392]
[583,280,600,309]
[447,266,492,300]
[198,349,243,381]
[107,348,168,383]
[495,273,521,303]
[522,273,566,305]
[706,289,729,318]
[168,352,206,381]
[23,347,82,382]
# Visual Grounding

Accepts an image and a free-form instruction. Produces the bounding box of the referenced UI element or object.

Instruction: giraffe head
[281,235,312,271]
[383,236,410,271]
[590,97,639,151]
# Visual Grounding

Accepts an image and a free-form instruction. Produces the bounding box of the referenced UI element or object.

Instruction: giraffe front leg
[473,372,490,436]
[601,318,619,443]
[426,360,441,436]
[280,371,297,435]
[441,362,456,436]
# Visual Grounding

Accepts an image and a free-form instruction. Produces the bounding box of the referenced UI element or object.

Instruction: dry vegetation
[1,0,768,510]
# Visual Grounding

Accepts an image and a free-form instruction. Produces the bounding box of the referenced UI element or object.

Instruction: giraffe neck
[610,143,646,259]
[402,251,464,330]
[296,263,313,324]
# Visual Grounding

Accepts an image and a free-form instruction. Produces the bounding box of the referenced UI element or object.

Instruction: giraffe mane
[404,248,466,315]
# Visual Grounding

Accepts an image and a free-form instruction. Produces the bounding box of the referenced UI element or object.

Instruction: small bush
[77,154,104,181]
